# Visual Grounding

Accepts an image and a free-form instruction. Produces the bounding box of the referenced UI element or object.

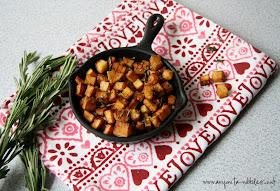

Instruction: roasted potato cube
[86,68,97,77]
[133,91,145,102]
[84,85,97,97]
[95,91,109,104]
[121,87,134,99]
[168,95,176,105]
[124,79,134,90]
[148,70,160,76]
[200,74,211,86]
[112,62,127,73]
[91,117,104,129]
[126,70,139,82]
[162,69,174,80]
[143,113,152,131]
[162,81,173,94]
[135,121,145,131]
[82,97,97,111]
[104,110,115,124]
[76,83,86,97]
[75,76,85,84]
[150,115,161,128]
[212,71,225,82]
[216,84,228,98]
[143,99,157,112]
[147,74,159,85]
[150,55,163,70]
[153,83,165,97]
[144,85,153,100]
[84,74,97,85]
[123,57,134,67]
[114,98,128,110]
[109,71,124,84]
[109,89,118,103]
[97,74,108,84]
[130,109,141,122]
[113,109,130,122]
[127,99,139,109]
[113,121,133,137]
[113,82,127,91]
[134,61,149,76]
[83,110,96,123]
[155,104,171,121]
[99,81,111,92]
[103,124,114,135]
[96,108,107,116]
[140,104,150,113]
[133,79,144,91]
[80,97,85,107]
[95,59,108,74]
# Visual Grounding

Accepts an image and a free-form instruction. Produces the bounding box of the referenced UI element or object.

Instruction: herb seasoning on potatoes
[75,55,176,137]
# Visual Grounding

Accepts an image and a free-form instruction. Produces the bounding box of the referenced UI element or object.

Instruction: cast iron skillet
[68,14,188,142]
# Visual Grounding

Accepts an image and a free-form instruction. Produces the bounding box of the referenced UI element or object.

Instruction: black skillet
[68,14,188,142]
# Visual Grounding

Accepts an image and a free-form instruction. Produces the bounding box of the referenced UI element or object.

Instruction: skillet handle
[136,14,164,52]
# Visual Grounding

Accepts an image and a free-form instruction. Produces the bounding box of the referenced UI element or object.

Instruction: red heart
[166,1,174,7]
[135,31,142,38]
[131,169,149,186]
[161,7,168,14]
[175,123,193,138]
[233,62,250,75]
[196,103,213,117]
[155,145,172,160]
[128,37,136,43]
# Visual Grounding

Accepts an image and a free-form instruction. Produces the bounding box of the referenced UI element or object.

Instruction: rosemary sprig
[0,51,77,186]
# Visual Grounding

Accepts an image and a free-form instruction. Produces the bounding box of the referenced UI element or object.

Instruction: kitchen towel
[0,0,276,190]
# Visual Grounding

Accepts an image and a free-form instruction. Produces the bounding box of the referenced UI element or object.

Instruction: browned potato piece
[91,117,104,129]
[76,83,86,97]
[127,99,139,109]
[133,91,145,102]
[95,91,110,104]
[162,69,174,80]
[150,55,163,70]
[212,71,225,82]
[86,68,97,77]
[200,74,211,86]
[109,89,118,103]
[103,124,114,135]
[123,57,134,67]
[148,70,160,76]
[109,71,124,84]
[126,70,139,82]
[216,84,228,98]
[120,87,134,99]
[130,109,141,122]
[133,79,144,91]
[143,113,152,131]
[85,85,97,97]
[155,104,171,121]
[83,110,95,123]
[140,104,150,113]
[153,83,165,97]
[96,108,107,116]
[114,98,128,110]
[135,121,145,131]
[97,74,108,84]
[82,97,97,111]
[113,121,133,137]
[134,61,149,76]
[113,82,127,91]
[113,109,130,122]
[96,59,108,74]
[143,99,157,112]
[75,76,85,84]
[99,81,111,92]
[144,85,153,100]
[150,115,161,128]
[147,74,159,85]
[104,110,115,124]
[162,81,173,94]
[84,74,97,85]
[112,62,127,73]
[168,95,176,105]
